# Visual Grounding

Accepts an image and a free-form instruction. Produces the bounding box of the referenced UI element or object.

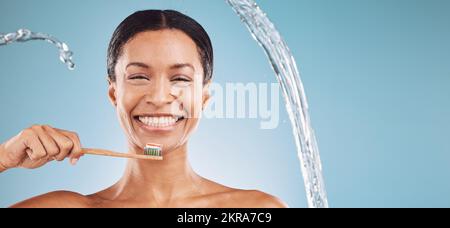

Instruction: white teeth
[138,116,179,128]
[138,116,147,124]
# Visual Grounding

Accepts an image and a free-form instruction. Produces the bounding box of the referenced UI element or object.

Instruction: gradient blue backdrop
[1,0,450,208]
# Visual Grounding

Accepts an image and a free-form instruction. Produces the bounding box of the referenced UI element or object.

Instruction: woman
[0,10,287,208]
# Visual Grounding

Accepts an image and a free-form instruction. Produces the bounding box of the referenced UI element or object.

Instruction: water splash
[226,0,329,208]
[0,29,75,70]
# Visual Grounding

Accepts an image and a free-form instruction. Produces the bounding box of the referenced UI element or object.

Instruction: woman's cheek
[116,87,139,134]
[121,85,144,111]
[170,85,192,117]
[186,87,204,118]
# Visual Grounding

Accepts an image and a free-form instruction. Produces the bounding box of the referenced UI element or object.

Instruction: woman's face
[108,29,210,155]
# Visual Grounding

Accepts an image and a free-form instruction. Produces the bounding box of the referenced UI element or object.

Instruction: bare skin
[1,29,288,208]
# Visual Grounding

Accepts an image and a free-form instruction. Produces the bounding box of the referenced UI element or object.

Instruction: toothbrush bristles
[144,144,163,158]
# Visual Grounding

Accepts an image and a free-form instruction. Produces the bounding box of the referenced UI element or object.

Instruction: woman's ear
[107,77,117,107]
[202,81,212,110]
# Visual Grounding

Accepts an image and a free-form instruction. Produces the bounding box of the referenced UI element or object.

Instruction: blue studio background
[1,0,450,207]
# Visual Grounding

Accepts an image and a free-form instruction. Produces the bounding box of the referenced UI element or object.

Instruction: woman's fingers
[26,125,83,165]
[1,124,84,170]
[22,127,48,161]
[42,125,73,162]
[31,125,60,160]
[56,128,83,165]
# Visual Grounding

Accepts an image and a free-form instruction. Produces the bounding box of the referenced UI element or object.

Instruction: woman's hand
[0,125,83,172]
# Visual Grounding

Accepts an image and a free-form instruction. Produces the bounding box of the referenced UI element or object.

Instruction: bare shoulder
[10,191,89,208]
[200,178,288,208]
[233,190,289,208]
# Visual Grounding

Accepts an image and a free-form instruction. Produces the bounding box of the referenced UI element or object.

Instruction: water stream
[0,29,75,70]
[226,0,329,208]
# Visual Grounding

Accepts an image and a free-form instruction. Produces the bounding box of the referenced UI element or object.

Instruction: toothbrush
[82,143,163,160]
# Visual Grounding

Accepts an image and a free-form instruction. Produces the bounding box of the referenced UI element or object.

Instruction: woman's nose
[145,79,175,107]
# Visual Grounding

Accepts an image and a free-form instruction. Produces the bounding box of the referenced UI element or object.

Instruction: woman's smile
[133,113,186,133]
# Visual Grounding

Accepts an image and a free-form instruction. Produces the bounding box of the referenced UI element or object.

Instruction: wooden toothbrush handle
[81,148,163,160]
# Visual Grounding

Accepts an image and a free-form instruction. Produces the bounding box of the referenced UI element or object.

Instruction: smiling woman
[0,9,287,208]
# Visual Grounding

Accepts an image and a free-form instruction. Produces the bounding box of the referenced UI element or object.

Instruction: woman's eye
[130,75,149,80]
[173,77,191,82]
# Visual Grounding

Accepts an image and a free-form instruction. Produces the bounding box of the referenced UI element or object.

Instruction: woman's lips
[134,116,184,133]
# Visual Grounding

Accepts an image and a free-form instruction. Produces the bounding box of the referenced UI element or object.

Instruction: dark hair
[107,10,213,84]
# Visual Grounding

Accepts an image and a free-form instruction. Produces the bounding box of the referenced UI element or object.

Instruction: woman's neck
[104,142,205,205]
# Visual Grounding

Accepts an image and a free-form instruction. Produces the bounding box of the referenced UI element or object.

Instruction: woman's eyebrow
[126,62,194,71]
[126,62,150,69]
[170,63,195,71]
